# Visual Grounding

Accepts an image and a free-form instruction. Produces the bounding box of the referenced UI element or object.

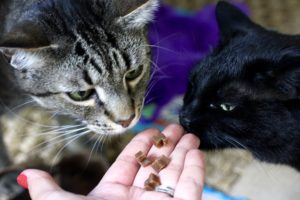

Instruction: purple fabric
[144,2,249,122]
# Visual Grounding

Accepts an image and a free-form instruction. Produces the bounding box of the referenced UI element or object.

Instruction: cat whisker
[50,130,92,170]
[148,58,170,78]
[150,32,183,46]
[80,133,102,173]
[223,135,248,150]
[145,96,157,105]
[22,124,86,137]
[30,130,87,155]
[138,31,181,55]
[145,60,172,101]
[210,133,224,149]
[148,59,160,76]
[224,135,277,179]
[97,134,106,152]
[147,75,159,90]
[9,100,36,111]
[87,134,102,165]
[48,112,59,120]
[41,124,84,132]
[145,79,160,100]
[100,134,108,153]
[148,32,183,66]
[95,135,103,155]
[140,44,179,55]
[30,127,88,151]
[1,103,68,128]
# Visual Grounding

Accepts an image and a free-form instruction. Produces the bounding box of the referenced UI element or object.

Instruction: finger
[133,124,185,187]
[174,150,205,200]
[90,128,160,195]
[159,134,200,189]
[21,169,80,200]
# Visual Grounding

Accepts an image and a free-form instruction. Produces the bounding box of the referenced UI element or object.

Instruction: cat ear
[216,1,254,38]
[0,24,55,70]
[0,47,52,70]
[114,0,159,29]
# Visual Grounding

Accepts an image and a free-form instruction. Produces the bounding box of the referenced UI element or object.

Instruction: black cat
[180,1,300,171]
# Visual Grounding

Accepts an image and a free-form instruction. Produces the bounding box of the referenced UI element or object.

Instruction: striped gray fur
[0,0,159,181]
[0,0,158,132]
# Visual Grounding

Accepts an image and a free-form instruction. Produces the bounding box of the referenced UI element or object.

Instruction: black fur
[180,1,300,171]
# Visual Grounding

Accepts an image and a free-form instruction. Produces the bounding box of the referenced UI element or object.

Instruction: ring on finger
[155,185,175,197]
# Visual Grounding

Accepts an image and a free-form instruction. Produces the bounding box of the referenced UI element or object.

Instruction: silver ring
[155,185,175,197]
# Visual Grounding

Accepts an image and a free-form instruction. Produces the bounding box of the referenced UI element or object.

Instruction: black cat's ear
[0,23,55,70]
[113,0,159,29]
[216,1,255,38]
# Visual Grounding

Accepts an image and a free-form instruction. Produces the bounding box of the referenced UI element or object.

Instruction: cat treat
[141,158,153,167]
[144,173,161,191]
[135,151,153,167]
[136,140,171,190]
[152,133,168,148]
[151,155,171,173]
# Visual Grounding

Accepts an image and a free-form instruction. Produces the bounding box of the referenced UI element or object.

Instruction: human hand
[17,124,205,200]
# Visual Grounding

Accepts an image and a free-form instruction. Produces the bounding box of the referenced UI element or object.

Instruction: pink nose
[116,115,135,128]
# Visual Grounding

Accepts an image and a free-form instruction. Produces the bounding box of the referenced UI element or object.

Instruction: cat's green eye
[220,103,236,112]
[209,104,217,109]
[125,66,143,81]
[67,90,94,102]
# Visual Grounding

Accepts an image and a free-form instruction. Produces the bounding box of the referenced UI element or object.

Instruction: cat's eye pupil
[126,65,143,81]
[67,90,93,102]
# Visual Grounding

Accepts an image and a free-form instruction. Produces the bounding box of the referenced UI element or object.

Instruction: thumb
[18,169,64,200]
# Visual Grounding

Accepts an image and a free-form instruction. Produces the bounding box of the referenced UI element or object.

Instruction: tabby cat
[0,0,158,197]
[180,1,300,171]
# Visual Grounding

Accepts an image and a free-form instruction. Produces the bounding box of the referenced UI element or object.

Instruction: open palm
[21,125,204,200]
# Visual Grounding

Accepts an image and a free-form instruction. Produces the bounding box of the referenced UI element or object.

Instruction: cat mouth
[87,113,141,135]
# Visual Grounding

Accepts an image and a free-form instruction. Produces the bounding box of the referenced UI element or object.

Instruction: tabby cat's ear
[0,23,54,70]
[114,0,159,29]
[216,1,255,38]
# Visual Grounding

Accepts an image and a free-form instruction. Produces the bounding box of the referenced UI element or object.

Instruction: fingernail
[17,173,28,189]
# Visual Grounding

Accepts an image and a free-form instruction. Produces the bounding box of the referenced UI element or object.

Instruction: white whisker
[95,134,104,154]
[100,134,108,153]
[2,105,64,128]
[87,134,102,165]
[141,44,178,54]
[30,127,88,151]
[51,130,92,169]
[10,100,36,111]
[30,131,84,155]
[22,124,85,137]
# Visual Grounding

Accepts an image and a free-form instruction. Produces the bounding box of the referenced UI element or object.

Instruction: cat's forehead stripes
[73,27,132,78]
[90,58,103,75]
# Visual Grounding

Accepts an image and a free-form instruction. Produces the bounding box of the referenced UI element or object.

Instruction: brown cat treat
[144,173,161,191]
[152,134,168,148]
[151,155,170,173]
[135,151,153,167]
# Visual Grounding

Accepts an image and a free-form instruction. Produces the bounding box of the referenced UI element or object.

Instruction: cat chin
[86,124,126,135]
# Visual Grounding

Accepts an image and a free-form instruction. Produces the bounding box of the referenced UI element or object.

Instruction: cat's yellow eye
[67,90,94,102]
[125,65,143,81]
[220,103,236,112]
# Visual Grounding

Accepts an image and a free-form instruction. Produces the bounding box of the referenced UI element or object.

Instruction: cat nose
[116,115,135,128]
[179,113,191,128]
